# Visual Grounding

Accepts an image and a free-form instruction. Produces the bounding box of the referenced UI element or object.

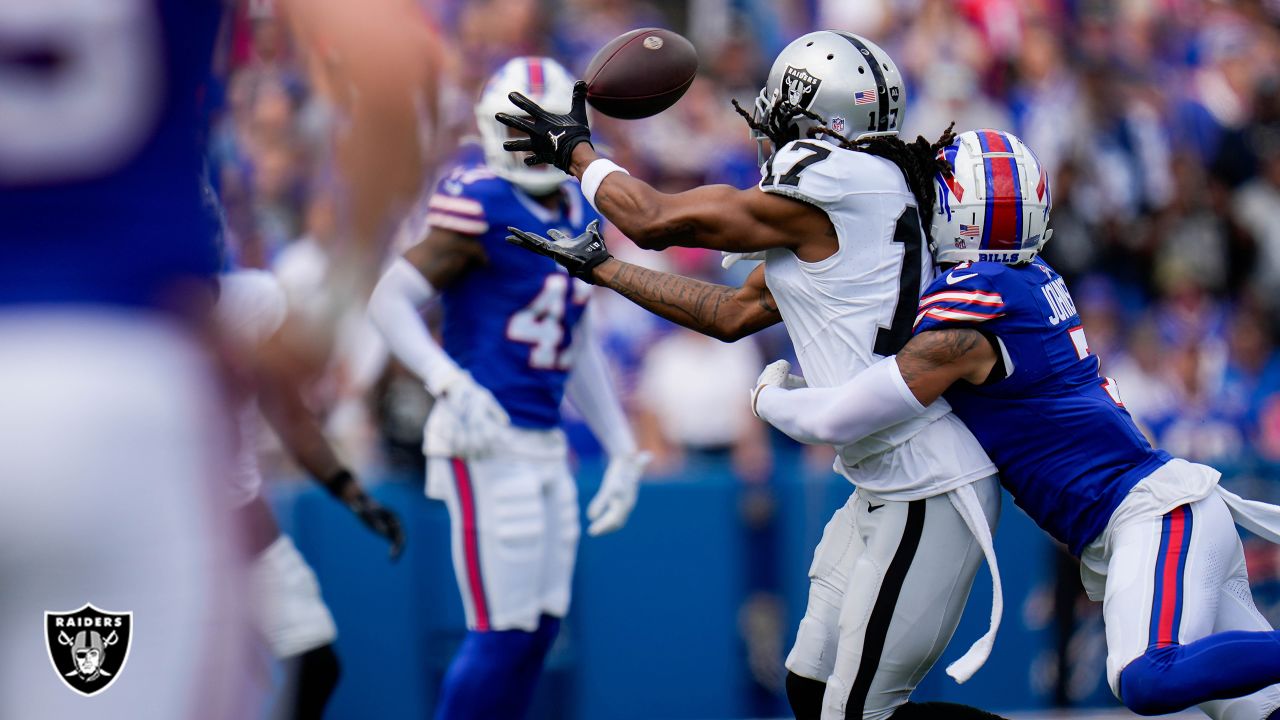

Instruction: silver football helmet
[750,31,906,163]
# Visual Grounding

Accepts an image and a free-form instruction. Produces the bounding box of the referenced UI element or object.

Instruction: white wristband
[580,159,629,212]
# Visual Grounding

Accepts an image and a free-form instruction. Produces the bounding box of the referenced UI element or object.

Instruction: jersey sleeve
[422,166,498,237]
[759,139,847,207]
[759,140,899,209]
[913,266,1008,334]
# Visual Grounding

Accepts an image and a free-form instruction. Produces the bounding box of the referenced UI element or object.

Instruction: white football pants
[0,311,250,720]
[426,443,579,632]
[1082,459,1280,720]
[787,475,1001,720]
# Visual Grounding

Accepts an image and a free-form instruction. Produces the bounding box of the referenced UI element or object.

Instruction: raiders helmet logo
[45,604,132,696]
[782,66,822,110]
[889,85,900,102]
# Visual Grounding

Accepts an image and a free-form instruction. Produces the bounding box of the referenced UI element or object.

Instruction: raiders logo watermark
[45,604,132,696]
[782,66,821,110]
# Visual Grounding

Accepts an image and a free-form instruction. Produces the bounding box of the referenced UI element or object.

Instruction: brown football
[584,28,698,120]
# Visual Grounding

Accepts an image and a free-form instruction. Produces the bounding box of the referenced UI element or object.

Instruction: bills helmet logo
[782,66,821,110]
[45,604,132,696]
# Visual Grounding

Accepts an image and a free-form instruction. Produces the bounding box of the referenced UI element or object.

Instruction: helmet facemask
[734,88,835,167]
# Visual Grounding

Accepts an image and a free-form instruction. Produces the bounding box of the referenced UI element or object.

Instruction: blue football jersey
[0,0,225,309]
[914,258,1171,555]
[427,149,600,429]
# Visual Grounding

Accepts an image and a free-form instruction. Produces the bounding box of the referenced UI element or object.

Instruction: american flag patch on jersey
[854,89,877,105]
[959,224,981,237]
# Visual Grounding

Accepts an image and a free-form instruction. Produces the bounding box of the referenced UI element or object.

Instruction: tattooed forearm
[593,259,778,341]
[894,328,997,404]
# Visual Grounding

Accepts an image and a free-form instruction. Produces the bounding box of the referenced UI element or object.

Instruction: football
[584,28,698,119]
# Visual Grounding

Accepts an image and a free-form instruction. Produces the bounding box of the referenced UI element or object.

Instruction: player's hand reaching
[323,470,407,560]
[587,451,651,536]
[496,80,593,173]
[435,370,512,457]
[347,491,407,560]
[506,220,611,283]
[751,359,807,417]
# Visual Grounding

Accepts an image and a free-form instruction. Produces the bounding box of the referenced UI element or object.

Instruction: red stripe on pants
[1157,508,1187,647]
[452,457,489,630]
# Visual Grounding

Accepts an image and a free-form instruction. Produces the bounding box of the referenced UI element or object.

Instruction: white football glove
[434,371,511,457]
[587,451,651,536]
[751,359,807,418]
[721,250,768,270]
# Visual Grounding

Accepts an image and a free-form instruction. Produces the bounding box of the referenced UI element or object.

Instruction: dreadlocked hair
[822,122,957,244]
[731,96,958,243]
[731,98,825,150]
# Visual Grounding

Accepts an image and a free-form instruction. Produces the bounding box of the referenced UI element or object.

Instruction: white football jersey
[761,139,996,499]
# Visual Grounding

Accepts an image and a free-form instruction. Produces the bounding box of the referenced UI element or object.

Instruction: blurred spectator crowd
[211,0,1280,490]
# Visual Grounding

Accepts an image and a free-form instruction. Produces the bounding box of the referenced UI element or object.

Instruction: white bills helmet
[476,57,575,195]
[749,31,905,163]
[931,129,1053,265]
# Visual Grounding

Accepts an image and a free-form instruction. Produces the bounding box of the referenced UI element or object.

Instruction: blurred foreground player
[503,32,1008,720]
[368,57,648,720]
[755,129,1280,719]
[0,0,437,716]
[0,1,243,717]
[216,270,404,720]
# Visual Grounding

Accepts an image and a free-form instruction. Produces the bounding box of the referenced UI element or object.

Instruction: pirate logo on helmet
[781,66,821,111]
[45,604,132,696]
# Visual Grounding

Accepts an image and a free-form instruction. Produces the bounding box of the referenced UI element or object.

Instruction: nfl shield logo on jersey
[45,604,132,696]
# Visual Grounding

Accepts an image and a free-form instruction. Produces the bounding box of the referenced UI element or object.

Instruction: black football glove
[347,492,406,561]
[496,80,592,173]
[323,470,406,561]
[506,219,611,283]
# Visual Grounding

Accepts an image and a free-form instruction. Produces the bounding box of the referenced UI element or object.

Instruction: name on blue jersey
[1041,277,1078,326]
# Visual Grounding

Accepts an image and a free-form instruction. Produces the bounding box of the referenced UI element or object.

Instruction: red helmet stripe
[980,130,1019,251]
[527,58,545,96]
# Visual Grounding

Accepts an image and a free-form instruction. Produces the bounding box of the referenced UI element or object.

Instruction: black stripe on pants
[845,499,927,720]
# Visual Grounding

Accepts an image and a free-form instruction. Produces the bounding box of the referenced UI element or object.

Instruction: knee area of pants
[298,645,341,687]
[1118,646,1182,716]
[785,671,825,720]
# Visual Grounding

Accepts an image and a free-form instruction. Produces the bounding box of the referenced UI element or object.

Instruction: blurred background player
[0,0,436,717]
[502,32,1009,720]
[215,269,404,720]
[754,129,1280,720]
[0,2,245,717]
[367,56,649,720]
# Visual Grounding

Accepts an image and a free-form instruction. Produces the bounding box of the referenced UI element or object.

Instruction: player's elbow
[800,406,862,446]
[628,223,677,251]
[705,314,755,343]
[626,204,694,251]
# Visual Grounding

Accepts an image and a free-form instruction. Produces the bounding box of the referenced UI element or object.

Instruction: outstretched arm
[593,260,781,342]
[506,218,780,342]
[568,146,831,256]
[496,82,835,260]
[753,328,998,446]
